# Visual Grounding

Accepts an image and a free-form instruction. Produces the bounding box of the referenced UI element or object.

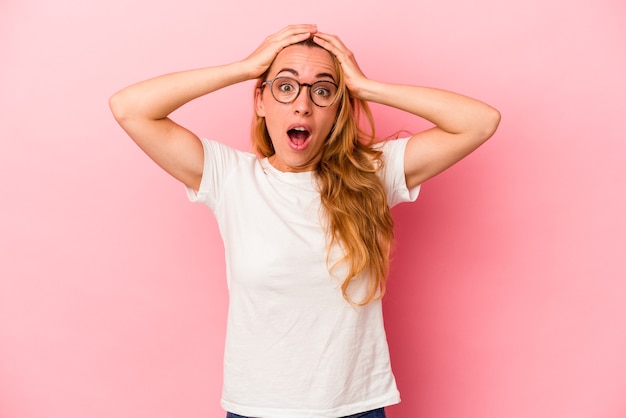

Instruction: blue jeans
[226,407,385,418]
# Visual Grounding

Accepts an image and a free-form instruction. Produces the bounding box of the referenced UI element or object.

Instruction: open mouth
[287,126,311,150]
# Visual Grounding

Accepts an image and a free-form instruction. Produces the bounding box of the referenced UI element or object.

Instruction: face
[255,45,339,172]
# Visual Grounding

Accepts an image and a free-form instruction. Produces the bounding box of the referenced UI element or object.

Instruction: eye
[313,86,331,97]
[312,81,337,98]
[277,80,297,93]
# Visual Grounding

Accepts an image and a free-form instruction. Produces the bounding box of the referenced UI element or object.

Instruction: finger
[280,24,318,35]
[266,25,318,54]
[313,33,365,80]
[274,24,318,43]
[312,33,349,57]
[312,32,344,47]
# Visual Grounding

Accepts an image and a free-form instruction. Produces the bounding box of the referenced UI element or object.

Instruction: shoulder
[197,138,260,174]
[374,138,420,206]
[187,138,261,204]
[375,137,410,155]
[199,138,256,160]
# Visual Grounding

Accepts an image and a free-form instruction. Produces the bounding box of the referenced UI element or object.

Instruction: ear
[254,87,265,117]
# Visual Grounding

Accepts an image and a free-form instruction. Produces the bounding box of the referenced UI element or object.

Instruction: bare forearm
[355,79,500,187]
[109,61,253,121]
[357,80,500,137]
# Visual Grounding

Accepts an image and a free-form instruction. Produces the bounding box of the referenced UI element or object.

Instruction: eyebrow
[275,68,336,82]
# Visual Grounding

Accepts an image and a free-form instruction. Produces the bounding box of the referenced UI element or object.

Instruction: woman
[110,24,500,418]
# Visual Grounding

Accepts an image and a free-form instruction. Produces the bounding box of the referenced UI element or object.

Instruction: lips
[287,124,311,150]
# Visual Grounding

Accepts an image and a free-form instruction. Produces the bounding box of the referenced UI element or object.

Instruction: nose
[293,85,313,115]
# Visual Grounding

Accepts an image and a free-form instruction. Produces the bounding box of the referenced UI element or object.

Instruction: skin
[255,45,339,172]
[312,31,501,189]
[109,24,500,191]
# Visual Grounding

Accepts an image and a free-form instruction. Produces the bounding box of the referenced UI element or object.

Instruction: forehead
[269,45,336,80]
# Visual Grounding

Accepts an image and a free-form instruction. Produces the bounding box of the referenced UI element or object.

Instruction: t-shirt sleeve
[378,137,421,207]
[184,138,243,210]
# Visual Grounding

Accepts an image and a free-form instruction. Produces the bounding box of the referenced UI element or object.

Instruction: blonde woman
[110,24,500,418]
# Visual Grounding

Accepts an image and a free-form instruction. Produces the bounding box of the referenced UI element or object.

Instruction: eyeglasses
[261,76,339,108]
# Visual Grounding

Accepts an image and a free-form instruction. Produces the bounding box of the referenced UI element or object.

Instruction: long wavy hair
[251,39,394,305]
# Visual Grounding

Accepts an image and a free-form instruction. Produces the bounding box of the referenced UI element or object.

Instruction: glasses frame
[261,76,339,108]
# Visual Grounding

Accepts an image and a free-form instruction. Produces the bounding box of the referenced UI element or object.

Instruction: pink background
[1,0,625,417]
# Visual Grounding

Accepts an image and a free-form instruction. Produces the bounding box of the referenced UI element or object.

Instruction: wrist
[234,58,267,82]
[350,78,383,103]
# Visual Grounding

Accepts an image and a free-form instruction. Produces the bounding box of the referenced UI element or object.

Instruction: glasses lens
[309,81,338,107]
[271,77,300,103]
[268,77,339,107]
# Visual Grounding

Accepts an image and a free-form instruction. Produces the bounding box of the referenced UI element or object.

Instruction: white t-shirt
[187,138,419,417]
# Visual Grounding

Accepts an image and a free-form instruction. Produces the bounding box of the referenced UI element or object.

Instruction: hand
[312,32,370,98]
[242,24,318,79]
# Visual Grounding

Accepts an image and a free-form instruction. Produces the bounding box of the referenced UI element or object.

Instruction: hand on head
[311,32,369,98]
[243,24,319,79]
[244,24,369,98]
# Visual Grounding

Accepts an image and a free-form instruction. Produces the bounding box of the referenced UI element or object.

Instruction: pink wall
[1,0,625,417]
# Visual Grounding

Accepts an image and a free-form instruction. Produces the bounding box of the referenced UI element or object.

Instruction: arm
[109,64,249,191]
[313,33,501,189]
[109,24,319,190]
[358,82,500,189]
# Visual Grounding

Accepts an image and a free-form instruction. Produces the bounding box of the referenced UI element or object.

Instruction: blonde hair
[251,40,394,305]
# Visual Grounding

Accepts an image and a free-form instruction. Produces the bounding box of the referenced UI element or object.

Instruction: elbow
[108,90,127,122]
[480,106,501,142]
[489,106,502,135]
[491,106,502,132]
[109,89,139,125]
